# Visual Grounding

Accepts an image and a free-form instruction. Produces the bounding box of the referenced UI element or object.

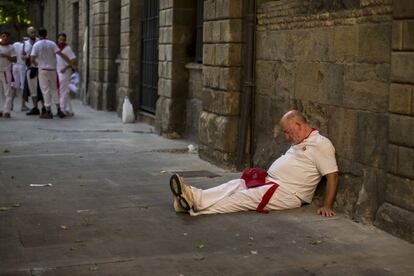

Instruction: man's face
[0,33,9,43]
[57,35,66,45]
[27,28,36,39]
[281,119,302,144]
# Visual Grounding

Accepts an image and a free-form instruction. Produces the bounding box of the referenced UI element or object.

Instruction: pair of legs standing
[0,71,13,118]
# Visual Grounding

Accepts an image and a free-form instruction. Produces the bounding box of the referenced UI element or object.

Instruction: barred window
[195,0,204,63]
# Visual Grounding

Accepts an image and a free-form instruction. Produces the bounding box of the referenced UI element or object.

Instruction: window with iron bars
[195,0,204,63]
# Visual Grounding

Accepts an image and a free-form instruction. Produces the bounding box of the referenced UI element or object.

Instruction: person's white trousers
[38,69,58,107]
[26,68,38,97]
[12,64,26,90]
[189,179,302,216]
[0,71,13,113]
[58,71,72,113]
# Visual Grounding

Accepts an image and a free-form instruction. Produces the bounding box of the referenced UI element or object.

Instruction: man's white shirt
[0,44,16,72]
[12,42,25,65]
[267,130,338,203]
[57,45,75,72]
[31,39,59,70]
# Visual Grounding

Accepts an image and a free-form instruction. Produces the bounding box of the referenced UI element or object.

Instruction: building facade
[42,0,414,242]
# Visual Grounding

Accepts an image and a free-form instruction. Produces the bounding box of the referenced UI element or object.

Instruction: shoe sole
[170,174,191,211]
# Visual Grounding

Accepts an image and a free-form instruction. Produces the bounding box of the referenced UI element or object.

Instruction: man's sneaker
[56,109,66,118]
[26,107,40,115]
[40,110,53,119]
[41,107,46,115]
[3,113,10,118]
[169,174,194,211]
[173,198,188,213]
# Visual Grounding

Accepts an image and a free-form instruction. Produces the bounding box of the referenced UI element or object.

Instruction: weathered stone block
[158,77,188,98]
[389,114,414,147]
[256,61,295,98]
[202,88,240,116]
[392,20,403,50]
[198,111,238,152]
[219,67,241,91]
[203,66,220,89]
[353,167,387,224]
[344,63,390,83]
[159,44,173,61]
[158,61,173,79]
[256,30,293,61]
[160,0,173,10]
[216,0,242,19]
[355,112,388,168]
[328,25,359,62]
[295,62,344,106]
[375,202,414,243]
[203,44,215,65]
[343,80,389,112]
[386,174,414,212]
[203,21,214,43]
[388,144,399,174]
[204,0,216,20]
[220,19,242,43]
[215,43,242,66]
[391,52,414,84]
[393,0,414,19]
[327,107,358,160]
[357,23,391,64]
[155,96,186,135]
[398,146,414,179]
[389,83,412,115]
[402,20,414,50]
[159,27,173,44]
[292,28,330,62]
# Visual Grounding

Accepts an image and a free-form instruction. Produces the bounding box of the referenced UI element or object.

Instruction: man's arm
[0,53,16,63]
[317,172,338,217]
[56,51,72,66]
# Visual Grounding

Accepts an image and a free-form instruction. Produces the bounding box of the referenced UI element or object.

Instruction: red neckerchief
[0,42,11,46]
[296,128,317,145]
[57,43,66,51]
[28,37,36,45]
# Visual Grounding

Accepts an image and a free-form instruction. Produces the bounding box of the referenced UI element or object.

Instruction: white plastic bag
[122,96,135,123]
[69,72,80,94]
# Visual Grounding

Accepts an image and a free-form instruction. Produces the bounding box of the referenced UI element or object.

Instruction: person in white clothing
[170,110,339,217]
[11,39,29,111]
[56,33,76,116]
[0,31,17,118]
[23,26,45,116]
[30,28,71,119]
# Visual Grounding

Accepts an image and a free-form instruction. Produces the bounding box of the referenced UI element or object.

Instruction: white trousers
[58,71,72,113]
[0,71,13,113]
[38,69,58,107]
[12,64,26,90]
[189,179,302,216]
[26,68,38,97]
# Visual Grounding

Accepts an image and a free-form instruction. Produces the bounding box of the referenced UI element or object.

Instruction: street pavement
[0,100,413,276]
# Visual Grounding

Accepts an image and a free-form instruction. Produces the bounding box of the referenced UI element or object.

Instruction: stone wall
[198,0,243,166]
[185,63,204,141]
[116,0,143,114]
[156,0,197,137]
[374,0,414,243]
[255,0,396,230]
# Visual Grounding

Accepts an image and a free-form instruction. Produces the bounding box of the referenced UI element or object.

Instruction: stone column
[198,0,243,166]
[116,0,143,114]
[156,0,197,137]
[375,0,414,243]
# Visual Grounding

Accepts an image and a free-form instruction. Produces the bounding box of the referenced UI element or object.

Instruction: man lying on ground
[169,110,339,217]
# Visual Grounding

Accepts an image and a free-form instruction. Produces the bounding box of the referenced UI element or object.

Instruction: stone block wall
[156,0,197,137]
[255,0,396,229]
[374,0,414,243]
[198,0,243,166]
[185,62,204,141]
[116,0,143,114]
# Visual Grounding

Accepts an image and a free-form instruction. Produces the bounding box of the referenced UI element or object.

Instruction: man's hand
[317,206,336,217]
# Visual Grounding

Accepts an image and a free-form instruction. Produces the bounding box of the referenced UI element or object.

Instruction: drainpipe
[236,0,256,170]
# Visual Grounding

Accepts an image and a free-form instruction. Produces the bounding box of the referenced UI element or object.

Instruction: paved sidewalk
[0,100,413,276]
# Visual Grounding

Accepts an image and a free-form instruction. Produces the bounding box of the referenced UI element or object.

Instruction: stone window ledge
[185,62,203,70]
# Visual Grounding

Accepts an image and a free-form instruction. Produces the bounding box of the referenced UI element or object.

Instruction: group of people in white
[0,26,78,119]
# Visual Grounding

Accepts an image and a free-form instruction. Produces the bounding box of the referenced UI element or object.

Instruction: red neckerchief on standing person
[57,43,66,51]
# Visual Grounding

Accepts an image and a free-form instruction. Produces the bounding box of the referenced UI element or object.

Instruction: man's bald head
[280,110,307,125]
[280,110,311,144]
[27,26,36,38]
